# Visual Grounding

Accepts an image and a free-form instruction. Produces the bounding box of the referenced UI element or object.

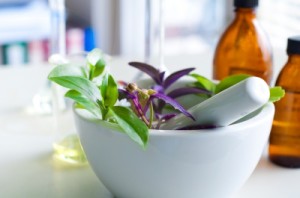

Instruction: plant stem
[148,102,154,128]
[136,106,150,126]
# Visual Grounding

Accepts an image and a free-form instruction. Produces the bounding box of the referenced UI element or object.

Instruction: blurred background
[0,0,299,66]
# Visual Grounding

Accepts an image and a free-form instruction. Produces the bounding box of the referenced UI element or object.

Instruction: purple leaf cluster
[128,62,211,111]
[119,84,193,129]
[118,62,213,129]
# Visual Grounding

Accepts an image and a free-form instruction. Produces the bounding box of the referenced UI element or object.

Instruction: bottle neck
[287,54,300,64]
[234,8,257,19]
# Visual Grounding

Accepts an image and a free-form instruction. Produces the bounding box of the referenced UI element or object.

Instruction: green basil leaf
[87,48,103,66]
[87,49,105,80]
[269,87,285,102]
[189,73,216,92]
[93,59,106,78]
[48,64,88,79]
[49,76,101,102]
[215,74,251,93]
[101,74,118,107]
[65,90,101,118]
[110,106,149,148]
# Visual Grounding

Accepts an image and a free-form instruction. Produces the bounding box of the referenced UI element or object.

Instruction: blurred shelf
[0,1,50,44]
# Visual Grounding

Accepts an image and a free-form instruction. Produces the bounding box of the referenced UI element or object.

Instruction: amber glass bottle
[269,37,300,168]
[213,0,273,84]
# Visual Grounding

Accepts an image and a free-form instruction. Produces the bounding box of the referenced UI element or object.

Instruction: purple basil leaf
[167,87,212,99]
[155,113,177,129]
[159,71,166,83]
[155,113,177,121]
[163,68,195,89]
[152,85,165,93]
[118,80,128,87]
[128,62,162,84]
[150,85,165,112]
[118,89,146,120]
[151,93,194,120]
[118,89,135,100]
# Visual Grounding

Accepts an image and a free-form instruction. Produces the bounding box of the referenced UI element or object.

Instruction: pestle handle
[160,77,270,130]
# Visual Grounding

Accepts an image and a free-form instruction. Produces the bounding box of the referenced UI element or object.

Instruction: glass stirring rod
[132,0,152,82]
[158,0,169,74]
[49,0,88,165]
[49,0,67,134]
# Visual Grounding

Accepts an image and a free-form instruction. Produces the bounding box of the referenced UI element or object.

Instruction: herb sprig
[48,48,285,149]
[189,73,285,102]
[48,49,148,148]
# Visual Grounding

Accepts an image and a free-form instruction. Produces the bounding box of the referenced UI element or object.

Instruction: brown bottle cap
[287,36,300,55]
[234,0,258,8]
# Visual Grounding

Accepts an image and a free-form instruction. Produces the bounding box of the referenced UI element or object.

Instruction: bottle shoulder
[215,17,270,50]
[276,63,300,90]
[278,62,300,76]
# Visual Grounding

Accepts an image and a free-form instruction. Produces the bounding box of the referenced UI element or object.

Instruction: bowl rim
[74,102,274,137]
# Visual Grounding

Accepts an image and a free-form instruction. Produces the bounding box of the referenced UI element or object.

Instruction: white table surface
[1,51,300,198]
